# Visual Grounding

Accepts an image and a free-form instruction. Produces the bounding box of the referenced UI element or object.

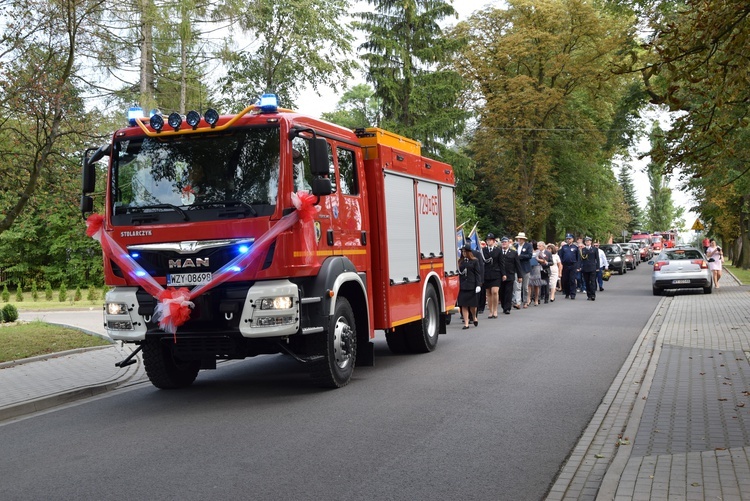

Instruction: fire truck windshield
[111,127,280,224]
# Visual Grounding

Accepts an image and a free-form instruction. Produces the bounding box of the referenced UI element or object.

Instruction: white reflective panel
[384,174,419,284]
[417,181,441,259]
[440,186,459,274]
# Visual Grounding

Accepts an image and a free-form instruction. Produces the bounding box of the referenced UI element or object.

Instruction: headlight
[260,296,294,310]
[106,302,128,315]
[613,257,622,262]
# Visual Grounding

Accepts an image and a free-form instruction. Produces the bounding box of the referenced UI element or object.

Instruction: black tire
[312,297,356,388]
[618,266,624,275]
[142,338,200,389]
[652,286,661,296]
[703,284,713,294]
[406,286,440,353]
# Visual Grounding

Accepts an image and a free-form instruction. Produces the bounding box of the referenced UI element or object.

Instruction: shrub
[31,280,38,301]
[87,286,98,302]
[15,283,23,302]
[1,284,9,303]
[0,308,4,323]
[74,286,82,302]
[58,281,68,303]
[2,303,19,322]
[45,283,53,301]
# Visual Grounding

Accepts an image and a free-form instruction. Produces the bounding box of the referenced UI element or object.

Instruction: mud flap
[358,340,374,367]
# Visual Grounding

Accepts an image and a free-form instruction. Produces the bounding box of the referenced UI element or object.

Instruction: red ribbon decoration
[87,191,318,337]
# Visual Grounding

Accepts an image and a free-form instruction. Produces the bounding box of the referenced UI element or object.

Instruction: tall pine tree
[618,163,644,233]
[355,0,468,156]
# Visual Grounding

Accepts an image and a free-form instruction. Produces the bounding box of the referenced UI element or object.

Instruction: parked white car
[650,247,712,295]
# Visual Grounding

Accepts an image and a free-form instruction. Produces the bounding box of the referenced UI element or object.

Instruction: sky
[294,0,698,240]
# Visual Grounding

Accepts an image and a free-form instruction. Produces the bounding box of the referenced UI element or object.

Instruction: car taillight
[692,259,708,269]
[653,261,669,271]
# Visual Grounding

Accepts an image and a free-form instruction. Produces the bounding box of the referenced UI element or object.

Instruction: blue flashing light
[229,266,242,273]
[238,245,250,254]
[131,252,140,258]
[127,106,144,126]
[258,93,278,114]
[135,270,147,278]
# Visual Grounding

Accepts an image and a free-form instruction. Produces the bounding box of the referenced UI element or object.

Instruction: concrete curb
[0,344,114,369]
[595,298,668,499]
[547,295,668,499]
[0,350,143,423]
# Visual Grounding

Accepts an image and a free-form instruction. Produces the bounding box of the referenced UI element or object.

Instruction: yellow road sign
[691,219,704,231]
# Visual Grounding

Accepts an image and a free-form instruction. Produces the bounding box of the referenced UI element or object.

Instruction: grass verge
[725,262,749,285]
[1,290,104,311]
[0,321,111,363]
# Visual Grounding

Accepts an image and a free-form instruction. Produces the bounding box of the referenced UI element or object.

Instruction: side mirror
[81,144,111,194]
[309,137,329,176]
[82,148,97,194]
[80,195,94,218]
[312,177,332,197]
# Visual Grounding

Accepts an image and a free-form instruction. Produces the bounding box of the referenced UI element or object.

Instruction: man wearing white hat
[513,232,533,308]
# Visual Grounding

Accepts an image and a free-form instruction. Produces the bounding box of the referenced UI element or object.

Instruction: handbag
[602,269,612,281]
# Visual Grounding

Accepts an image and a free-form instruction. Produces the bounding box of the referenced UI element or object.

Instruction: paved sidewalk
[548,271,750,500]
[0,311,146,422]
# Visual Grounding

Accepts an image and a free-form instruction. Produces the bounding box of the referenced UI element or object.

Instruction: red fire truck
[80,95,459,390]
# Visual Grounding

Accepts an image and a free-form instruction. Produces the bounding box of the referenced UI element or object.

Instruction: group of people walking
[457,232,610,329]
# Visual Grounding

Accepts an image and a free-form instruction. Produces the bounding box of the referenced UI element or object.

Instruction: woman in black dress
[457,244,482,329]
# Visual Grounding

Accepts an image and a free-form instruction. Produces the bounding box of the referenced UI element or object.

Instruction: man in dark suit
[499,236,522,314]
[580,236,600,301]
[559,233,582,299]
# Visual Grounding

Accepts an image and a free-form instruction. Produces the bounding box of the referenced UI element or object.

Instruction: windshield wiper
[129,204,188,221]
[187,200,258,217]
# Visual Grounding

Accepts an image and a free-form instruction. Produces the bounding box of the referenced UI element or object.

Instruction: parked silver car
[649,247,712,295]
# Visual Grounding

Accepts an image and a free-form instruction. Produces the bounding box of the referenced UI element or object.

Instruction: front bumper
[104,280,301,341]
[653,275,711,289]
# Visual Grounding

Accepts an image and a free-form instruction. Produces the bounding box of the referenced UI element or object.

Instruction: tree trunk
[139,0,155,108]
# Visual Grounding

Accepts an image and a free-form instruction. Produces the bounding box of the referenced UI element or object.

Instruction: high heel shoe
[473,318,479,326]
[462,325,470,330]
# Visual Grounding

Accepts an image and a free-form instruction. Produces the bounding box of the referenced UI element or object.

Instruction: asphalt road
[1,264,659,500]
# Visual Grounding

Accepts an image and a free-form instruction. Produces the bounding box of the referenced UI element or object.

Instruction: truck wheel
[652,286,661,296]
[142,339,200,389]
[312,297,356,388]
[407,286,439,353]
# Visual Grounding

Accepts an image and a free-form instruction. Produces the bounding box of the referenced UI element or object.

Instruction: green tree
[31,280,39,302]
[45,283,54,301]
[87,285,98,303]
[644,123,683,231]
[355,0,468,156]
[321,84,381,129]
[0,0,104,236]
[15,283,23,302]
[623,0,750,267]
[58,281,68,303]
[1,284,9,303]
[618,163,645,233]
[452,0,636,238]
[216,0,356,109]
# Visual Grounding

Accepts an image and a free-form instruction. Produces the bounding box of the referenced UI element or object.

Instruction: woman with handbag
[706,239,723,288]
[546,244,562,302]
[529,242,548,305]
